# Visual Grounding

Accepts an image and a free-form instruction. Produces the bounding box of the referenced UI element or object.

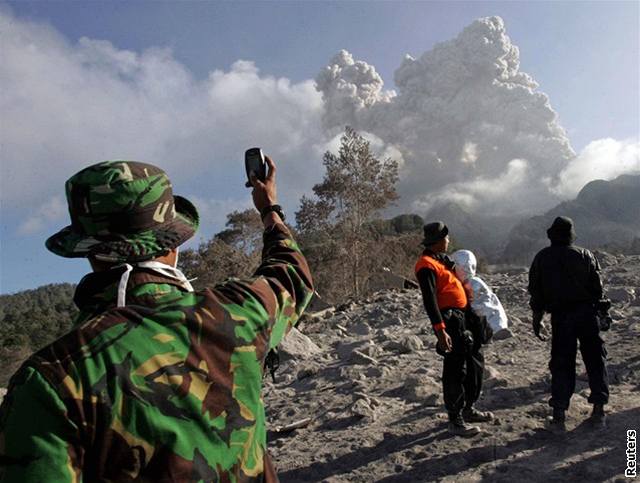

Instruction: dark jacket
[528,243,603,313]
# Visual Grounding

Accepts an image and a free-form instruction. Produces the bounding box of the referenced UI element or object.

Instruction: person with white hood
[451,250,509,336]
[415,222,493,437]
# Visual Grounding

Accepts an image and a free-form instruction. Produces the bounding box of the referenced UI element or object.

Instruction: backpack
[465,307,494,345]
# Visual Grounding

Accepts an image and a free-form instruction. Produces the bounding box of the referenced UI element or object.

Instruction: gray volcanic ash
[265,254,640,482]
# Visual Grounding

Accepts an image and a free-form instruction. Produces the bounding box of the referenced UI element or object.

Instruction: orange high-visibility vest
[415,254,468,310]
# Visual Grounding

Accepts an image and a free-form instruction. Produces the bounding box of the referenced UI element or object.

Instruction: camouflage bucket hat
[46,161,199,262]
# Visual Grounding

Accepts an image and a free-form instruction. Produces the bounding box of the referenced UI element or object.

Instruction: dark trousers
[441,309,484,415]
[549,306,609,410]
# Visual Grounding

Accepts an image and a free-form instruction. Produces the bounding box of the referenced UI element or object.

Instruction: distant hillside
[0,283,78,386]
[369,213,424,235]
[502,174,640,263]
[422,202,519,257]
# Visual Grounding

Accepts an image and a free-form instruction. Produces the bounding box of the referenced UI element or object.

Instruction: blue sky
[1,1,639,293]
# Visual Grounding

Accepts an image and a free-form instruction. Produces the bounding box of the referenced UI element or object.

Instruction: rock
[593,250,618,268]
[336,341,367,359]
[365,367,383,378]
[484,365,501,380]
[495,355,515,365]
[382,340,404,353]
[423,393,440,406]
[483,365,507,389]
[380,316,404,328]
[351,321,372,336]
[336,302,357,313]
[493,328,514,340]
[607,287,636,303]
[403,374,439,403]
[296,363,320,380]
[361,344,383,358]
[508,315,522,325]
[352,391,370,402]
[349,350,378,365]
[350,398,377,420]
[611,309,625,320]
[279,328,322,360]
[399,335,424,352]
[322,309,336,319]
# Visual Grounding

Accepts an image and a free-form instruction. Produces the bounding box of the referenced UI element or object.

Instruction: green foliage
[0,283,78,349]
[0,283,78,386]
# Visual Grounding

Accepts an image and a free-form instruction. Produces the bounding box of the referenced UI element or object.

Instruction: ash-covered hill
[264,253,640,482]
[502,174,640,264]
[421,174,640,264]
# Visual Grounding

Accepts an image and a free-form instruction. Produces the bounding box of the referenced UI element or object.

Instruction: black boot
[588,404,606,428]
[448,412,480,437]
[462,406,494,423]
[546,407,566,432]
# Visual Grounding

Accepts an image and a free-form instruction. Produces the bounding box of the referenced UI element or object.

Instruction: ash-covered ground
[265,252,640,482]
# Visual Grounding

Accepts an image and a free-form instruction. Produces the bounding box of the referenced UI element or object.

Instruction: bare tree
[179,209,262,289]
[296,127,399,299]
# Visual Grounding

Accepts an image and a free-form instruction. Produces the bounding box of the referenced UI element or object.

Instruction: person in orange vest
[415,221,493,436]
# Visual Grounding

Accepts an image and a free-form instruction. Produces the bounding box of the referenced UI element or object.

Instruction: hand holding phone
[245,148,267,188]
[246,152,279,221]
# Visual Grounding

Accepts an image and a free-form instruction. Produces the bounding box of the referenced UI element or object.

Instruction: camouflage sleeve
[0,366,81,483]
[215,221,314,350]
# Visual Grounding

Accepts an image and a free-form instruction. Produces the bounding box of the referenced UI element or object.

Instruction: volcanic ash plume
[315,16,577,216]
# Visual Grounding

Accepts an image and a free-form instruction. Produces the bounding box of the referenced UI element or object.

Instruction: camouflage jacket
[0,222,313,482]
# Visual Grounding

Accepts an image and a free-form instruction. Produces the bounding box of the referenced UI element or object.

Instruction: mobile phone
[244,148,266,188]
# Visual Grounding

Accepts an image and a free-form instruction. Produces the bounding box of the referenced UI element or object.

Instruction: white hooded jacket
[451,250,509,333]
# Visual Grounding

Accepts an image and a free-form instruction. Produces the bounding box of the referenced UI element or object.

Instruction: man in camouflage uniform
[0,158,314,482]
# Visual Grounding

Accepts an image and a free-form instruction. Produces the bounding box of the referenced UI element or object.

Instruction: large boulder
[279,328,322,360]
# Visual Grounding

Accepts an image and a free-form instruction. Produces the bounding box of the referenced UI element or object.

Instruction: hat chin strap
[116,257,194,308]
[116,264,134,308]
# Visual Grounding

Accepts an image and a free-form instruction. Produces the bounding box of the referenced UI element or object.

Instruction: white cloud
[461,142,478,165]
[412,158,531,213]
[551,138,640,198]
[17,196,67,235]
[3,9,638,243]
[0,8,325,236]
[316,16,578,216]
[188,196,253,229]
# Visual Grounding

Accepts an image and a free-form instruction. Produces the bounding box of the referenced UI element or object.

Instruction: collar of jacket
[422,249,456,271]
[73,266,191,319]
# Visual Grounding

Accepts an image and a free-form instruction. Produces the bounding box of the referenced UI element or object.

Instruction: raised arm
[214,156,314,349]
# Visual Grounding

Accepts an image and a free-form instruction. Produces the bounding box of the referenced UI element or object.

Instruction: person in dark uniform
[528,216,609,430]
[415,221,493,437]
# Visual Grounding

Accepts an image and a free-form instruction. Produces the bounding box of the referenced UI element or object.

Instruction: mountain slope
[502,174,640,263]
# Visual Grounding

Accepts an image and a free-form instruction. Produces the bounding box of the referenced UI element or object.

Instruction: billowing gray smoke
[316,16,577,216]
